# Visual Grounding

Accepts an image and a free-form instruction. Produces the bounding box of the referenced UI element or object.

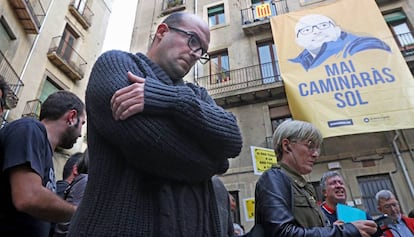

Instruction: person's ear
[156,23,169,39]
[282,138,291,153]
[66,109,77,127]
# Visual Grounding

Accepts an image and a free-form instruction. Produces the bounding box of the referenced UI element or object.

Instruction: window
[208,4,225,27]
[39,78,62,103]
[73,0,87,14]
[357,174,395,216]
[270,116,291,133]
[269,105,291,131]
[409,62,414,75]
[57,25,78,62]
[267,106,291,148]
[166,0,183,8]
[383,11,414,53]
[257,41,280,84]
[209,50,229,84]
[0,16,16,53]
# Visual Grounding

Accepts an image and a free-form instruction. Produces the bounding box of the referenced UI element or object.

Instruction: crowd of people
[0,12,413,237]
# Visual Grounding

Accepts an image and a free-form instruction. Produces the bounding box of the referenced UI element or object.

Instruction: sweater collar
[321,202,336,214]
[136,53,185,86]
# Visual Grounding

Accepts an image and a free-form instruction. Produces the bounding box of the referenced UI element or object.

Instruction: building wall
[130,0,414,231]
[0,0,113,179]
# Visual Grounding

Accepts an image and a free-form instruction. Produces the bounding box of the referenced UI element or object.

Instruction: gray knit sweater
[68,51,243,236]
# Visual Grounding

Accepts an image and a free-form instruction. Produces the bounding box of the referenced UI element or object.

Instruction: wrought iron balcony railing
[0,51,24,110]
[8,0,49,34]
[394,31,414,56]
[69,0,94,29]
[162,0,186,15]
[21,99,42,119]
[196,61,282,96]
[241,0,288,26]
[47,36,87,80]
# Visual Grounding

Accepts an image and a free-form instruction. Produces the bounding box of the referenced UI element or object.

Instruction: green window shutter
[39,79,60,103]
[384,12,406,23]
[208,5,224,15]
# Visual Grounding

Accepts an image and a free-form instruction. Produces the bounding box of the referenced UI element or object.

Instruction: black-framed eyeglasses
[290,139,320,155]
[168,25,210,64]
[297,21,334,37]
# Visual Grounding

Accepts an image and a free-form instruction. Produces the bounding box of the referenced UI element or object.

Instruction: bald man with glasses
[69,12,242,237]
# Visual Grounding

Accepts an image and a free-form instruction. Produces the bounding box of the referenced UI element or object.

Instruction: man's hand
[111,72,145,120]
[351,220,378,237]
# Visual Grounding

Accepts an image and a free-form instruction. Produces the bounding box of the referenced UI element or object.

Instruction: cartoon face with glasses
[289,14,391,71]
[295,14,342,57]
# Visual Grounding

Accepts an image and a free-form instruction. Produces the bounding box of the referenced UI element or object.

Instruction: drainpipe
[392,130,414,198]
[3,0,56,121]
[401,129,414,163]
[193,0,199,85]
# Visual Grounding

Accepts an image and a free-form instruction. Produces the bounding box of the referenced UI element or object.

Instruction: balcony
[8,0,49,34]
[0,51,24,110]
[21,99,42,119]
[241,0,288,35]
[375,0,398,5]
[196,62,286,108]
[47,36,87,81]
[161,0,186,16]
[394,31,414,58]
[68,0,94,29]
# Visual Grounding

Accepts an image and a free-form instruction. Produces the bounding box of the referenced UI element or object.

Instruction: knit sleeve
[86,50,235,182]
[143,78,242,159]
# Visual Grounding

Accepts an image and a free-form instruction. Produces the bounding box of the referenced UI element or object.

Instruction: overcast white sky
[101,0,138,52]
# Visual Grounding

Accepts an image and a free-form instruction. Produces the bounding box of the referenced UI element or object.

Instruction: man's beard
[59,125,79,149]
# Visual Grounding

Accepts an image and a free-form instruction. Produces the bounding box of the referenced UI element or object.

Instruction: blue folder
[337,203,367,223]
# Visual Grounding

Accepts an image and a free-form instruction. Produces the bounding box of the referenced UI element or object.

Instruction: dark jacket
[54,174,88,237]
[254,163,362,236]
[68,51,242,237]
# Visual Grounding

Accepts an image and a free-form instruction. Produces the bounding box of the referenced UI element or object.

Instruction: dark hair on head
[39,90,84,121]
[63,152,83,180]
[76,149,89,174]
[0,75,10,106]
